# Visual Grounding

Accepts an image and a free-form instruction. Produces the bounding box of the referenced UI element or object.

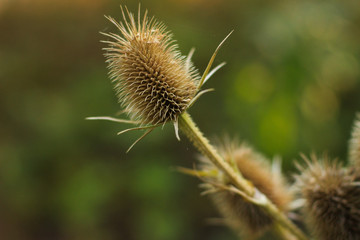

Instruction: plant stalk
[178,111,307,240]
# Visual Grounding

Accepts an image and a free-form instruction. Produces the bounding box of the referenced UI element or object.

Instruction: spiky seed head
[294,155,360,240]
[198,142,292,237]
[349,114,360,168]
[103,7,199,126]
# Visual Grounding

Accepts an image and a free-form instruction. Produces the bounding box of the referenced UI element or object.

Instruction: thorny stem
[178,111,308,240]
[273,224,298,240]
[179,112,254,195]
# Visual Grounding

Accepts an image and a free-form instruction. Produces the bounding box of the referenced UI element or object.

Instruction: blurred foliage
[0,0,359,239]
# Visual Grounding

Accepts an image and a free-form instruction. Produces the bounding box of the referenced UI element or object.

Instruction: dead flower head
[294,154,360,240]
[103,7,200,126]
[182,141,292,238]
[88,6,231,151]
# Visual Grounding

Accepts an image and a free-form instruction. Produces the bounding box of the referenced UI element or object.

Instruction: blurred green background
[1,0,360,239]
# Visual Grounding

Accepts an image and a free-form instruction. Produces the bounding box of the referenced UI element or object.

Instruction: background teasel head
[102,6,200,127]
[294,154,360,240]
[191,141,292,238]
[349,114,360,168]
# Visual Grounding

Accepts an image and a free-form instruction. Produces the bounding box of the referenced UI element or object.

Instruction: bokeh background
[1,0,360,239]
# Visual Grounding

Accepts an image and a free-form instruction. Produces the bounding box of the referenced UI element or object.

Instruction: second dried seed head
[196,142,292,238]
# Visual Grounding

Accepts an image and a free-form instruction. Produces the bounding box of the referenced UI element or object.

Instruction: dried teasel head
[103,6,200,126]
[349,114,360,168]
[294,154,360,240]
[184,141,292,238]
[90,6,231,151]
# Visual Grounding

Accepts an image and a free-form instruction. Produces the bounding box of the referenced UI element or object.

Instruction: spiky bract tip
[295,155,360,240]
[198,142,292,237]
[103,6,199,126]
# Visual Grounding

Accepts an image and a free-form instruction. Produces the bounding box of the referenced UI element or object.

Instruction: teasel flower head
[103,6,200,126]
[88,6,231,151]
[181,140,292,238]
[294,154,360,240]
[349,113,360,168]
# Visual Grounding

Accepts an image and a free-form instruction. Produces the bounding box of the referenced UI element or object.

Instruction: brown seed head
[103,7,199,125]
[349,114,360,168]
[198,142,292,237]
[295,154,360,240]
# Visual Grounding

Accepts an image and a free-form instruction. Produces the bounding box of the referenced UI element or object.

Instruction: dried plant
[294,155,360,240]
[187,142,293,238]
[88,5,360,240]
[102,8,200,126]
[88,6,228,151]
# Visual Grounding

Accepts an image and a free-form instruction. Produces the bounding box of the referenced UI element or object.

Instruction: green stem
[178,111,307,240]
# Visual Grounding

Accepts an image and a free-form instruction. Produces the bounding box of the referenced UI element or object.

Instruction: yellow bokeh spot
[234,63,274,103]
